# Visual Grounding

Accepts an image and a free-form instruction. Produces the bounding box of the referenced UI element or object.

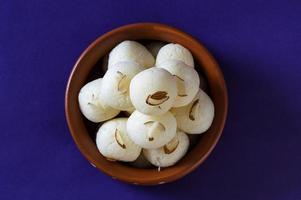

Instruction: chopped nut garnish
[173,74,187,97]
[163,138,179,154]
[115,129,126,149]
[146,91,169,106]
[144,121,166,141]
[189,99,200,121]
[116,71,127,94]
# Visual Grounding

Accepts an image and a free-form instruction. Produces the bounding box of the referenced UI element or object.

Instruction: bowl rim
[65,22,228,185]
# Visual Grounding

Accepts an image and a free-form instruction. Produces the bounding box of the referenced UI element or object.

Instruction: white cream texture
[130,67,177,115]
[157,60,200,107]
[96,118,141,162]
[143,131,189,167]
[78,40,213,168]
[156,43,194,67]
[127,111,177,149]
[171,89,214,134]
[108,40,155,68]
[101,61,144,111]
[78,78,120,123]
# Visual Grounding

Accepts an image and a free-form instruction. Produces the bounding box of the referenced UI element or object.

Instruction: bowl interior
[83,40,208,149]
[65,23,227,185]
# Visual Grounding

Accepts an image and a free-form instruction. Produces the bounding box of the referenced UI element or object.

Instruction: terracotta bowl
[65,23,228,185]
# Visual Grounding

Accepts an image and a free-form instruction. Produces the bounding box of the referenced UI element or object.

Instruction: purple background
[1,0,301,199]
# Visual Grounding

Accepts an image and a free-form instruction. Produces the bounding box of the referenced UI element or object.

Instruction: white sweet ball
[130,68,177,115]
[156,43,194,67]
[145,41,166,58]
[157,60,200,107]
[129,152,153,168]
[143,131,189,167]
[108,40,155,68]
[96,118,141,162]
[127,111,177,149]
[101,61,144,111]
[171,89,214,134]
[78,78,120,123]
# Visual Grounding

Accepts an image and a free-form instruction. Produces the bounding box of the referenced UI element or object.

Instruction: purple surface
[1,0,301,199]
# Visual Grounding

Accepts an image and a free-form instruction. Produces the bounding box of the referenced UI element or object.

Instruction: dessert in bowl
[65,23,228,185]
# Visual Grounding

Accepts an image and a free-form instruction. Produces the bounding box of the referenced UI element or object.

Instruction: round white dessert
[108,40,154,68]
[78,78,120,123]
[96,118,141,162]
[156,43,194,67]
[130,67,177,115]
[101,61,144,111]
[143,131,189,167]
[157,60,200,107]
[171,89,214,134]
[127,110,177,149]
